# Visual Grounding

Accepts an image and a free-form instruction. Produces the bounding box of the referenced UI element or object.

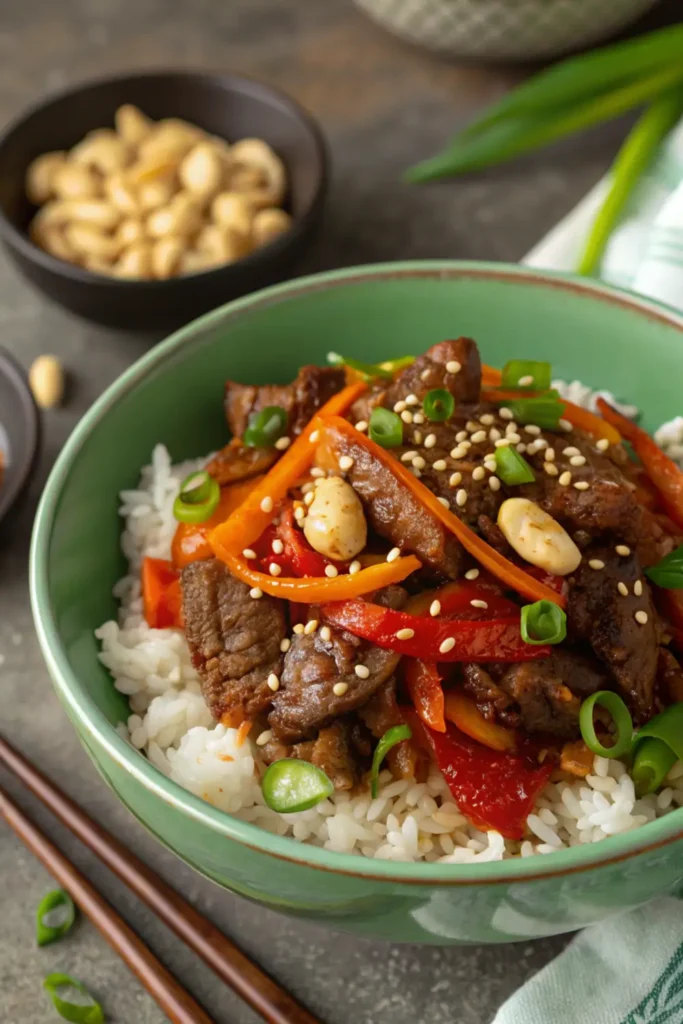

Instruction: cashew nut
[303,477,368,561]
[151,236,184,279]
[114,104,152,146]
[52,162,102,201]
[116,218,146,247]
[178,142,223,197]
[26,151,67,205]
[195,224,247,264]
[211,192,253,239]
[137,177,176,211]
[139,119,202,164]
[229,138,286,205]
[147,192,202,238]
[29,355,65,409]
[83,255,116,275]
[114,242,153,279]
[252,208,292,247]
[30,221,77,262]
[177,249,216,275]
[71,129,130,174]
[64,223,121,261]
[105,174,139,216]
[497,498,581,576]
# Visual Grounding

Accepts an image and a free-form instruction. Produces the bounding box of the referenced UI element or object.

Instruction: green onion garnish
[506,395,563,430]
[173,470,220,524]
[579,691,634,759]
[423,388,455,422]
[500,360,552,391]
[262,759,334,813]
[645,544,683,589]
[370,724,412,798]
[630,702,683,794]
[327,352,393,381]
[378,356,415,374]
[495,446,535,486]
[43,973,104,1023]
[520,600,566,645]
[369,407,403,448]
[36,890,76,947]
[243,405,288,447]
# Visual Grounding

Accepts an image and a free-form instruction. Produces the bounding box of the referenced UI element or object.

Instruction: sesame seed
[589,559,605,570]
[349,560,361,575]
[301,481,315,494]
[339,455,354,472]
[465,568,480,580]
[446,360,462,374]
[466,420,479,433]
[439,637,456,654]
[309,430,320,444]
[267,673,280,692]
[310,467,325,478]
[533,437,548,450]
[516,443,527,454]
[489,476,501,491]
[449,472,462,487]
[470,599,488,609]
[618,582,629,596]
[456,430,468,442]
[472,466,485,481]
[412,455,426,469]
[574,481,589,491]
[634,580,643,596]
[304,619,319,634]
[545,448,556,462]
[480,413,495,426]
[256,730,272,746]
[260,496,274,513]
[456,489,468,507]
[325,564,339,578]
[499,407,513,420]
[393,400,407,413]
[430,600,441,616]
[413,430,423,444]
[518,374,534,386]
[596,438,610,451]
[507,433,522,444]
[424,433,437,449]
[401,410,414,424]
[616,545,631,556]
[396,628,415,640]
[249,587,263,599]
[413,413,425,425]
[635,610,649,625]
[411,468,422,479]
[333,681,349,696]
[460,440,473,450]
[320,625,331,641]
[450,446,467,460]
[401,450,418,462]
[420,368,431,381]
[433,459,447,471]
[470,430,487,444]
[559,471,572,486]
[524,424,541,436]
[387,547,401,563]
[570,455,587,467]
[355,420,368,432]
[294,506,305,522]
[406,393,420,406]
[355,664,370,679]
[544,462,559,476]
[495,438,511,448]
[280,638,291,652]
[304,491,315,506]
[242,548,257,559]
[559,419,572,432]
[275,435,291,451]
[505,422,519,435]
[489,428,502,441]
[293,623,305,634]
[269,562,282,576]
[437,496,450,508]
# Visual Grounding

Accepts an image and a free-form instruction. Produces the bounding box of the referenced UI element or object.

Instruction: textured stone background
[0,1,680,1021]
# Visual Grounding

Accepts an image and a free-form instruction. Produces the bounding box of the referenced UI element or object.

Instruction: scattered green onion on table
[36,889,77,947]
[43,973,104,1024]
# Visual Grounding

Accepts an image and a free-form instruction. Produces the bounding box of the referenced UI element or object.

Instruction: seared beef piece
[260,721,359,791]
[225,366,345,439]
[205,440,277,486]
[384,338,482,408]
[568,546,658,720]
[477,515,508,554]
[462,664,520,728]
[358,677,418,778]
[657,647,683,705]
[636,509,681,568]
[181,559,287,724]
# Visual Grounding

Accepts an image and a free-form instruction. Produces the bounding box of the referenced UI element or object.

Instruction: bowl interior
[32,262,683,879]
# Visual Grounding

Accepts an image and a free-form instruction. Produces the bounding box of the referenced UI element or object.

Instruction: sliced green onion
[243,405,288,447]
[645,544,683,589]
[369,407,403,448]
[173,471,220,524]
[36,890,76,947]
[262,759,334,813]
[520,600,566,645]
[327,351,393,381]
[495,446,535,485]
[500,360,552,391]
[370,724,412,798]
[43,974,104,1024]
[423,388,455,422]
[579,691,634,759]
[377,356,415,374]
[631,737,677,795]
[506,395,563,430]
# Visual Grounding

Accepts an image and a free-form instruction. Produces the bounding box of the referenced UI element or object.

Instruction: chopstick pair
[0,736,319,1024]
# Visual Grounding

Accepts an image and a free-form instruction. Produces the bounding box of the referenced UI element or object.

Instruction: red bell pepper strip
[275,506,348,577]
[406,711,552,839]
[597,398,683,530]
[521,564,566,597]
[142,557,183,629]
[320,599,550,661]
[658,590,683,654]
[404,660,446,732]
[403,578,519,619]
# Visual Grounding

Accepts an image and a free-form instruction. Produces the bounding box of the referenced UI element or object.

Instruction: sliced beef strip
[205,440,277,486]
[462,664,520,728]
[657,647,683,705]
[225,365,345,439]
[181,559,287,724]
[567,545,659,721]
[384,338,482,408]
[260,720,360,791]
[358,677,418,779]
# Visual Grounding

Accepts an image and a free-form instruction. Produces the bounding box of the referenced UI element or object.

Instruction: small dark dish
[0,348,39,525]
[0,71,328,331]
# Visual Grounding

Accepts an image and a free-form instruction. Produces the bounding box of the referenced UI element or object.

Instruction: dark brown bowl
[0,347,39,526]
[0,71,328,331]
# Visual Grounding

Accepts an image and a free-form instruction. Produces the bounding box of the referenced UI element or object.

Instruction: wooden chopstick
[0,784,216,1024]
[0,736,319,1024]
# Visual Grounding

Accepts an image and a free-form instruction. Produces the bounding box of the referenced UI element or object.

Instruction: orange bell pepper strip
[141,557,183,629]
[597,397,683,530]
[444,690,516,753]
[405,660,445,732]
[322,415,564,607]
[171,475,266,569]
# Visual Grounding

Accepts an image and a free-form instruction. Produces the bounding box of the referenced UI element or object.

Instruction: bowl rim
[0,67,329,288]
[30,260,683,884]
[0,346,40,524]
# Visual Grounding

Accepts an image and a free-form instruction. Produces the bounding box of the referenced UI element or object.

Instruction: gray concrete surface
[1,0,681,1021]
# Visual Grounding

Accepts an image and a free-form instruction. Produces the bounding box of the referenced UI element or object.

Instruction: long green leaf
[406,64,683,183]
[577,89,683,276]
[460,23,683,139]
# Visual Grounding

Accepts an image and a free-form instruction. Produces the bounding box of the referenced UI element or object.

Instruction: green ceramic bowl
[31,262,683,944]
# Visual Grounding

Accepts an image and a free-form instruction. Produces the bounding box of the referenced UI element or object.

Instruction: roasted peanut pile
[25,105,292,279]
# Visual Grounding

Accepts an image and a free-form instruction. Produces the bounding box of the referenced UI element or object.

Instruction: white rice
[96,442,683,863]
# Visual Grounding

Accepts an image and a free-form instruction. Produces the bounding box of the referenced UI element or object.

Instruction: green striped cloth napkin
[524,118,683,308]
